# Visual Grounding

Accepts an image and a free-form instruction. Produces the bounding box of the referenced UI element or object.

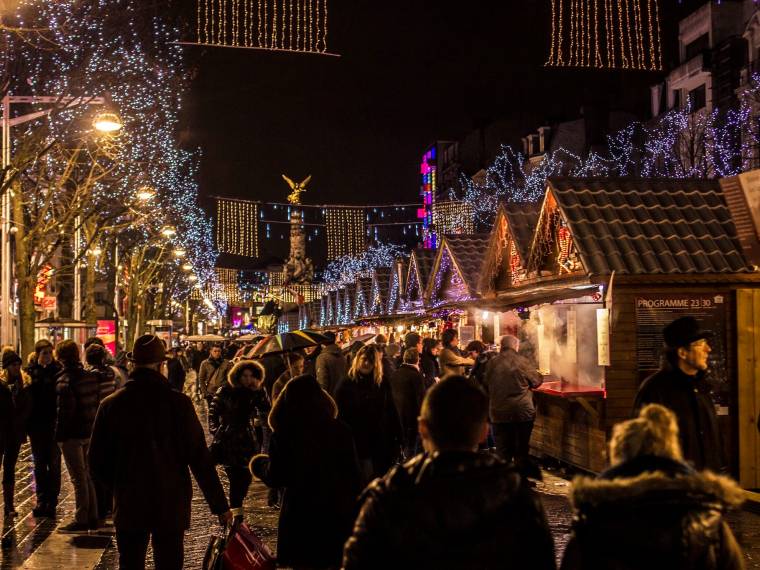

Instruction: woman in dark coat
[335,345,402,484]
[1,348,33,516]
[208,360,268,515]
[251,374,360,570]
[419,338,441,390]
[560,404,744,570]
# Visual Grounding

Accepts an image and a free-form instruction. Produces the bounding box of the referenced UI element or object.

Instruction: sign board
[96,320,116,357]
[459,325,475,345]
[635,294,728,408]
[738,170,760,239]
[41,296,57,311]
[596,308,610,366]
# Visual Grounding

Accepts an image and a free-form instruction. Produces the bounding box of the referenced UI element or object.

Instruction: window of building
[684,33,709,62]
[688,84,707,111]
[672,88,682,110]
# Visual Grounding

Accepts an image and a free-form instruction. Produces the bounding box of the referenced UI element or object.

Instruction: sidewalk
[2,400,760,568]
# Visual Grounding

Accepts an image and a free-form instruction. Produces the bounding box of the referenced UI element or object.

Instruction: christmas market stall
[354,276,373,320]
[387,258,408,316]
[370,267,392,316]
[486,176,760,480]
[403,248,436,313]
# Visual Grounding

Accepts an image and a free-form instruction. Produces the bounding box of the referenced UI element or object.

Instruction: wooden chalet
[387,259,408,316]
[354,277,373,319]
[342,283,357,325]
[490,177,760,480]
[425,234,490,307]
[370,268,392,316]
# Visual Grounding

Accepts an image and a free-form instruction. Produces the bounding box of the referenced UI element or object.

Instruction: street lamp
[188,274,198,282]
[93,111,123,133]
[135,186,155,202]
[182,263,193,271]
[161,226,176,238]
[173,248,186,258]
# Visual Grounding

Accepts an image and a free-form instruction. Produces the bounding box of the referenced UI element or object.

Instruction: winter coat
[198,357,233,398]
[560,455,745,570]
[251,381,361,568]
[438,346,474,378]
[54,364,100,442]
[470,350,497,388]
[388,364,425,450]
[419,351,440,389]
[633,364,724,472]
[482,348,543,423]
[87,363,117,402]
[27,360,62,434]
[316,343,347,396]
[88,366,229,531]
[0,370,33,446]
[166,357,186,392]
[336,373,402,476]
[208,383,268,467]
[0,383,11,451]
[343,451,556,570]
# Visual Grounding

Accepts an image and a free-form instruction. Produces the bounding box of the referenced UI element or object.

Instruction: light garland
[195,0,333,54]
[325,207,366,261]
[546,0,662,70]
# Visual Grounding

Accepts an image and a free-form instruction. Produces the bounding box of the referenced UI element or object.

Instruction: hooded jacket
[55,363,100,442]
[560,455,744,570]
[482,348,543,423]
[208,372,269,467]
[633,363,724,472]
[342,451,556,570]
[89,366,228,531]
[251,375,360,568]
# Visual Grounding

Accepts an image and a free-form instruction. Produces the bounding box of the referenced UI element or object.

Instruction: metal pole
[1,95,11,347]
[73,215,81,322]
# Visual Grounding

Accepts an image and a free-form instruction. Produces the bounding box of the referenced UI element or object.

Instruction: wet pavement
[1,401,760,568]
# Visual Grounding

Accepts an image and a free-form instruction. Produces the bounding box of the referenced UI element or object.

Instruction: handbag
[223,522,276,570]
[203,531,227,570]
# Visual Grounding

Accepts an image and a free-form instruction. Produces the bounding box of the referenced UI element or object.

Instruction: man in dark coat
[343,375,555,570]
[165,348,186,392]
[633,316,724,472]
[482,335,543,467]
[26,339,62,517]
[198,345,233,401]
[316,331,347,396]
[89,334,231,569]
[388,348,425,459]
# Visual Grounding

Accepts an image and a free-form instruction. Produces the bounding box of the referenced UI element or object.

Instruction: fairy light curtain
[325,208,366,261]
[216,199,259,257]
[196,0,334,55]
[546,0,663,70]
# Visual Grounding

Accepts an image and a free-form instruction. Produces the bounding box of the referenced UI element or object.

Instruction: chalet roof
[442,234,491,295]
[411,249,437,289]
[547,177,751,275]
[373,267,392,307]
[504,202,541,262]
[356,277,372,302]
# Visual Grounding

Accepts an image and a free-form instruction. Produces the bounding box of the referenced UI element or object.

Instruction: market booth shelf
[486,177,760,480]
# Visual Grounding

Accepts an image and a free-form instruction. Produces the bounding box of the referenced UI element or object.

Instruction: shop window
[684,33,709,62]
[689,84,706,111]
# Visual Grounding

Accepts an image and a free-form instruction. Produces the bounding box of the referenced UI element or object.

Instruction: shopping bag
[223,522,276,570]
[203,531,227,570]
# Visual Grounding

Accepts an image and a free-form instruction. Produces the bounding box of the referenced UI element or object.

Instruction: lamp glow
[93,111,123,133]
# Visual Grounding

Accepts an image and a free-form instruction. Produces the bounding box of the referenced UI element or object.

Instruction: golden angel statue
[282,174,312,205]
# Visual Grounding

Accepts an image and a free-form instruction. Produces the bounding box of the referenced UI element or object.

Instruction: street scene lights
[173,248,186,258]
[136,186,156,202]
[182,263,193,271]
[161,226,176,238]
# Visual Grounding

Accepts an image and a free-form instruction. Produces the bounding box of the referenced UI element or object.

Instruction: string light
[547,0,661,70]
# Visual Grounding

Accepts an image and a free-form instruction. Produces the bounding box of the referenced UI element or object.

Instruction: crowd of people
[0,315,748,569]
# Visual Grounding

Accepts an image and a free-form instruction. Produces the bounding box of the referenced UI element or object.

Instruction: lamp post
[1,95,108,347]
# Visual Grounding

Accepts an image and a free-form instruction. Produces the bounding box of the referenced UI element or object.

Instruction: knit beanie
[2,348,22,369]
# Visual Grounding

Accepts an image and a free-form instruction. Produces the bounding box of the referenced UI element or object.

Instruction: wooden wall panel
[737,289,760,489]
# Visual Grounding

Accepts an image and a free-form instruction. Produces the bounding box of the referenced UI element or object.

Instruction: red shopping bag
[223,522,276,570]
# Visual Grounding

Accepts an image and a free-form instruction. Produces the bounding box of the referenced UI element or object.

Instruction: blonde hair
[348,345,383,385]
[609,404,683,465]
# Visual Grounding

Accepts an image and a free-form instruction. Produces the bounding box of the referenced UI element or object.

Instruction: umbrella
[237,333,262,342]
[244,330,328,358]
[185,334,225,342]
[351,333,377,344]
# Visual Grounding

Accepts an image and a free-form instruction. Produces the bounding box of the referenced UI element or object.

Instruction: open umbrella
[244,330,329,358]
[185,334,225,342]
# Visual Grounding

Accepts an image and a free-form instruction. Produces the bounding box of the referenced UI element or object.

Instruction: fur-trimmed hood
[571,461,744,512]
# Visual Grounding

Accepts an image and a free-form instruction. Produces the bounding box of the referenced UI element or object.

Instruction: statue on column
[282,174,315,285]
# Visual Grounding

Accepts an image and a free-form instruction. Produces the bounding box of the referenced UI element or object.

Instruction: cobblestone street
[1,402,760,568]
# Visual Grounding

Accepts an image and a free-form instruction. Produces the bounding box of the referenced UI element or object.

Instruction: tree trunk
[12,187,35,358]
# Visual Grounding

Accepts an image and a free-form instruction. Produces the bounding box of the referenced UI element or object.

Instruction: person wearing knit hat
[0,347,32,517]
[27,339,63,518]
[89,335,231,567]
[633,316,723,472]
[561,404,744,569]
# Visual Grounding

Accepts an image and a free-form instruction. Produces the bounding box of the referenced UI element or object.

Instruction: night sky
[182,1,698,209]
